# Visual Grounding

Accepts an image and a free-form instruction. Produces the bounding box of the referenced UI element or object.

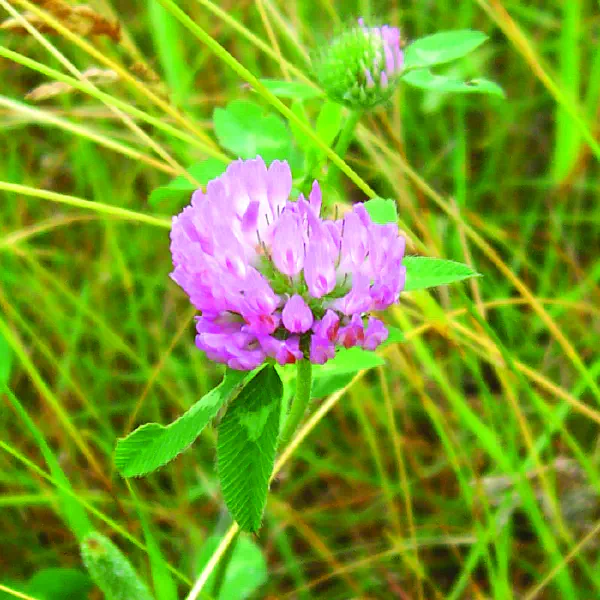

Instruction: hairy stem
[280,359,313,448]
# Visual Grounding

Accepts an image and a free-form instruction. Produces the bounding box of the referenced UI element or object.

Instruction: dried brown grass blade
[25,66,118,101]
[1,0,120,41]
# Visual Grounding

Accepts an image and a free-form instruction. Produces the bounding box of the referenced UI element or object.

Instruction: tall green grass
[1,1,599,598]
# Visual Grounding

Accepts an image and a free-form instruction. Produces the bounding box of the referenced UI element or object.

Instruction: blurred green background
[1,0,599,598]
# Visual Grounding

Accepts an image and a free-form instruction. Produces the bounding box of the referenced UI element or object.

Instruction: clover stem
[280,359,313,448]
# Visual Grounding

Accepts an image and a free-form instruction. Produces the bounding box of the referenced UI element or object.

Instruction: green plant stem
[210,361,313,597]
[326,109,363,186]
[156,0,377,198]
[210,530,239,599]
[280,359,313,448]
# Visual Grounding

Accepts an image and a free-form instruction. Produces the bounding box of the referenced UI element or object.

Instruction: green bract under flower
[315,19,404,109]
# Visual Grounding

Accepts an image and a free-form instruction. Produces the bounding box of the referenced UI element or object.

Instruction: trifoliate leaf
[403,256,480,291]
[213,100,292,163]
[217,365,283,533]
[115,369,248,477]
[402,69,505,98]
[404,30,488,70]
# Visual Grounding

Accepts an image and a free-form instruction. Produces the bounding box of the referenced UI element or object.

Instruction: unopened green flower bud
[315,19,404,109]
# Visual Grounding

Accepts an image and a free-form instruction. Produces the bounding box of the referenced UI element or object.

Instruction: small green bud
[81,532,154,600]
[315,19,404,109]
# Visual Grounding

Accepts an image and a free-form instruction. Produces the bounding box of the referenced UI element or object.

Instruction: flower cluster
[315,18,404,109]
[170,157,406,370]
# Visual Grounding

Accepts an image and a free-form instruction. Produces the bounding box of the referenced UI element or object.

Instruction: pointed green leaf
[259,79,323,100]
[213,100,292,163]
[148,158,227,206]
[297,332,404,402]
[81,533,154,600]
[312,347,385,398]
[364,197,398,224]
[402,69,505,98]
[403,256,480,291]
[115,369,248,477]
[315,101,344,149]
[289,100,312,151]
[404,30,488,70]
[217,365,283,532]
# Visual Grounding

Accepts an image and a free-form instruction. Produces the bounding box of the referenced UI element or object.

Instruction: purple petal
[341,210,369,268]
[310,335,336,365]
[309,181,322,215]
[334,272,372,315]
[260,335,303,365]
[363,317,388,350]
[271,211,306,276]
[304,240,337,298]
[267,160,292,218]
[384,43,395,75]
[337,314,365,349]
[282,294,314,333]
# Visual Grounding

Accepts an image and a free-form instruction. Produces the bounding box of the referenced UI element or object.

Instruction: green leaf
[404,30,488,70]
[364,197,398,224]
[315,101,344,150]
[312,347,385,398]
[259,79,323,100]
[289,100,312,151]
[81,532,154,600]
[115,369,248,477]
[402,69,505,98]
[217,365,283,532]
[403,256,480,291]
[290,101,343,168]
[27,568,92,600]
[196,535,267,600]
[213,100,292,163]
[148,158,227,206]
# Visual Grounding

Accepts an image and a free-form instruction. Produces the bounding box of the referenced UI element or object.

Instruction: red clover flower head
[315,18,404,109]
[170,157,406,370]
